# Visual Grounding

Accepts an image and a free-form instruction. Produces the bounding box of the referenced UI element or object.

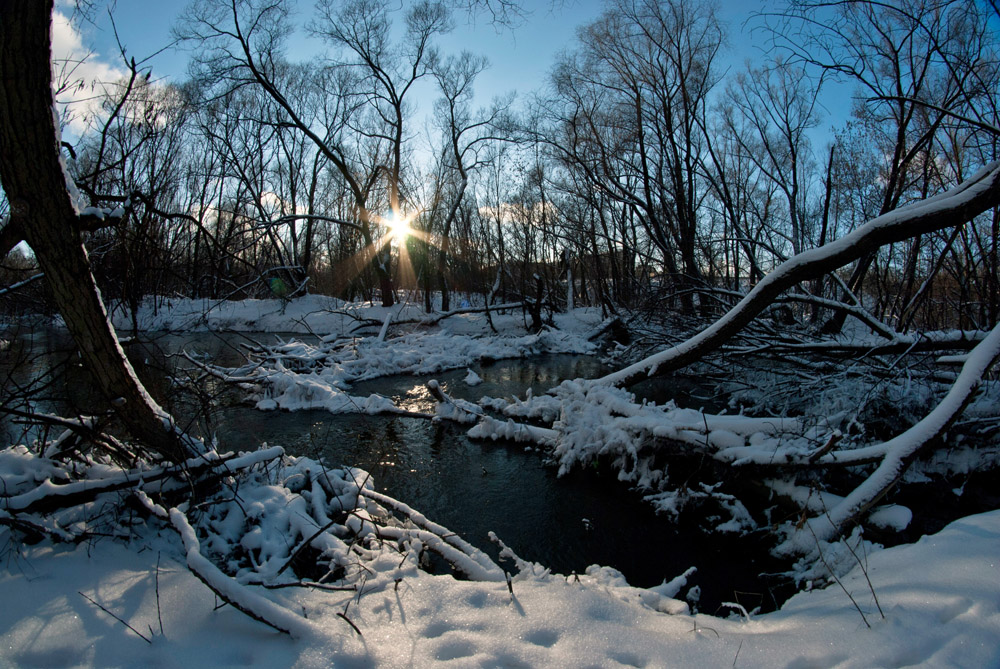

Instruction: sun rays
[384,210,415,243]
[325,207,441,296]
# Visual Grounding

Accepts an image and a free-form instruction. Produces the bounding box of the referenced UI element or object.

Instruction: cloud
[50,9,127,138]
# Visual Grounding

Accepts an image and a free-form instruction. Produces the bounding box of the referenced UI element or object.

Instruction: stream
[2,327,793,614]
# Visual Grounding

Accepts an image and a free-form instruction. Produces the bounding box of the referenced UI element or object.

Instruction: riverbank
[1,506,997,667]
[3,295,999,666]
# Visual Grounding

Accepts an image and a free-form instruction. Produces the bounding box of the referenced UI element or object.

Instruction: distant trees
[1,0,998,338]
[543,0,725,312]
[770,0,1000,331]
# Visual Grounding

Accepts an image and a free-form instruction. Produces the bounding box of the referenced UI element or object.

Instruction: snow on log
[376,311,392,342]
[467,415,560,444]
[593,161,1000,387]
[778,320,1000,554]
[359,488,505,581]
[2,447,285,514]
[168,506,317,638]
[136,491,316,638]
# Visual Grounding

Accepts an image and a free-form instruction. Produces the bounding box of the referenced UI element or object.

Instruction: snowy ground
[107,294,599,339]
[1,509,997,668]
[4,295,999,667]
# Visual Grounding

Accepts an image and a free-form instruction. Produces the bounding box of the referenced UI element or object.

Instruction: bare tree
[767,0,999,331]
[595,159,1000,388]
[720,57,823,258]
[423,51,513,311]
[544,0,725,311]
[176,0,401,305]
[0,0,201,463]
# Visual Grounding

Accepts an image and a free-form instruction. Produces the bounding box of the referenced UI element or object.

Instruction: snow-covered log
[594,161,1000,387]
[359,488,505,581]
[724,329,990,358]
[2,447,285,514]
[137,492,316,638]
[702,286,898,339]
[778,320,1000,553]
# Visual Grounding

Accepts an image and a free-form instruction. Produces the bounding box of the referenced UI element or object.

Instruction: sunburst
[324,207,440,296]
[384,210,416,243]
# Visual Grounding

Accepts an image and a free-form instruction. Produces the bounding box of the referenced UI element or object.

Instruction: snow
[473,380,826,488]
[176,297,603,417]
[1,505,998,667]
[6,294,1000,666]
[107,294,603,340]
[868,505,913,531]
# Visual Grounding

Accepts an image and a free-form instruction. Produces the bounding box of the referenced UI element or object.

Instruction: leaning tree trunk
[0,0,199,463]
[594,160,1000,388]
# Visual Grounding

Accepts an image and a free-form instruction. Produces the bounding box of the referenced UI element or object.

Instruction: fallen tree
[460,319,1000,549]
[432,162,1000,554]
[592,160,1000,388]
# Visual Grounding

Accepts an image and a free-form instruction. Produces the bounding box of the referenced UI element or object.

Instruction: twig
[78,591,152,644]
[804,521,870,628]
[720,601,750,622]
[155,552,164,637]
[689,616,720,638]
[274,517,340,577]
[835,527,885,620]
[337,611,363,636]
[261,581,355,592]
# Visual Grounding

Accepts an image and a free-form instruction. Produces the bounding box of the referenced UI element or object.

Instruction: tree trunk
[0,0,199,463]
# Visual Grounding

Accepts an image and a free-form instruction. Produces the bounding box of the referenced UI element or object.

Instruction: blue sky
[54,1,847,147]
[66,1,612,97]
[64,1,768,101]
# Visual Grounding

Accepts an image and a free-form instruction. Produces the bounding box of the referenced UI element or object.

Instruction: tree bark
[0,0,200,463]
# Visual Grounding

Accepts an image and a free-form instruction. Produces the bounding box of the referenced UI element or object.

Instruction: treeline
[4,0,999,333]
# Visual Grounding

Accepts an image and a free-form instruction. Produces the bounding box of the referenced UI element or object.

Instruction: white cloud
[50,9,127,138]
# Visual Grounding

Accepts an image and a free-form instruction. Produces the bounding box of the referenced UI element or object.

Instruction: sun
[385,211,415,243]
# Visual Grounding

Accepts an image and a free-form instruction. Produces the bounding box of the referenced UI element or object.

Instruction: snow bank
[472,380,827,495]
[1,506,997,667]
[109,295,604,339]
[206,302,604,415]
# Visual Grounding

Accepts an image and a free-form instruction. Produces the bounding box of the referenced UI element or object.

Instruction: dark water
[1,328,790,613]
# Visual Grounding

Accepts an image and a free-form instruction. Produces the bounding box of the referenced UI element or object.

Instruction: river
[1,327,793,613]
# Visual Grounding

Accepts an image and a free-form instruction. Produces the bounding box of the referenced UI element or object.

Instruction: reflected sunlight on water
[5,331,791,613]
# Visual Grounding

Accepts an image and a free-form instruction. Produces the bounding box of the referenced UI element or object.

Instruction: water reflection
[2,329,788,612]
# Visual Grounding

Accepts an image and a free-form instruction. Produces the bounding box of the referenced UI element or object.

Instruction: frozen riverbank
[1,506,997,668]
[4,295,999,666]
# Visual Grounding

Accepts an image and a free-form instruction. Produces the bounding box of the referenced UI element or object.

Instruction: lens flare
[385,211,414,242]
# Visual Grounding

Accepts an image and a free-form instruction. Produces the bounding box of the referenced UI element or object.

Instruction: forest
[1,0,1000,666]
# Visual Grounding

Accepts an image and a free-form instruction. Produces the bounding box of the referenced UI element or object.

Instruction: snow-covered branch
[361,488,505,581]
[779,320,1000,553]
[137,492,317,638]
[593,161,1000,387]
